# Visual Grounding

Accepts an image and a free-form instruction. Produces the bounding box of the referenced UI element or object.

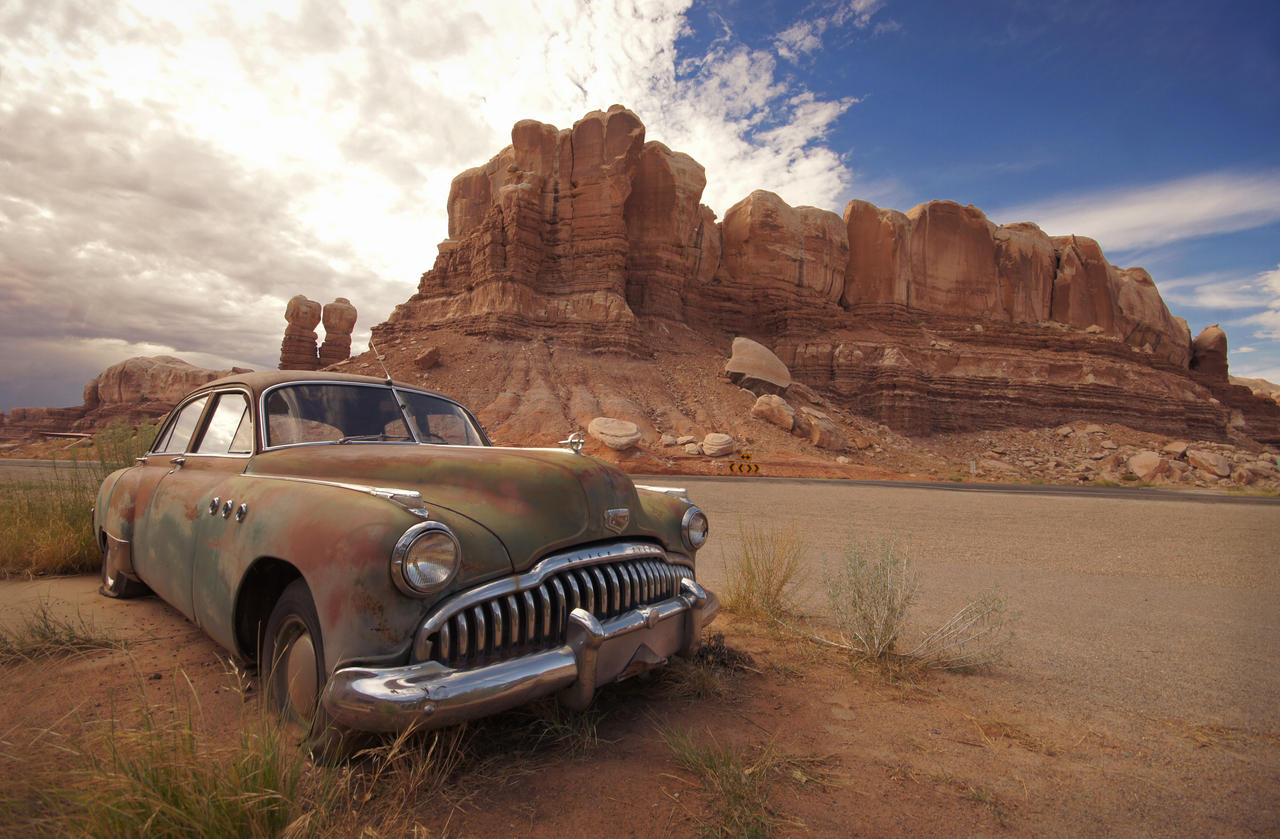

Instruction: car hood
[245,444,653,571]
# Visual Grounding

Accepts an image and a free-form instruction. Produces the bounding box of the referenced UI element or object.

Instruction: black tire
[261,579,361,761]
[99,538,149,599]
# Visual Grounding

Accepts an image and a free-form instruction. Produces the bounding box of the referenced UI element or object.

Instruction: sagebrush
[822,533,1015,671]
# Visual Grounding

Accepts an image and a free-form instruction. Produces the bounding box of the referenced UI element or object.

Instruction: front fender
[193,476,512,673]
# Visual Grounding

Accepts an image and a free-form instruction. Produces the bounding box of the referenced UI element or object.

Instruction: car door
[132,390,252,621]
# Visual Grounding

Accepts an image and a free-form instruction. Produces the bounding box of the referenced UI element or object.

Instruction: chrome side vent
[424,550,684,668]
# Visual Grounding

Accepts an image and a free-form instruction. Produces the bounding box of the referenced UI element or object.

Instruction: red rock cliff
[366,106,1275,443]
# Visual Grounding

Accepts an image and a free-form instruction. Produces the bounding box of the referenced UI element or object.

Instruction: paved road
[669,476,1280,732]
[0,458,100,481]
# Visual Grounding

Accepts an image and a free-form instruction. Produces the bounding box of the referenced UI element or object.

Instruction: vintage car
[94,371,717,750]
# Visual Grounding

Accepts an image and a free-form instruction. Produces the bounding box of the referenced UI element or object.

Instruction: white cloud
[992,170,1280,252]
[1,0,876,410]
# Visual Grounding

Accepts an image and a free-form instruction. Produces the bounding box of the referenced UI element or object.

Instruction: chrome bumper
[321,578,719,732]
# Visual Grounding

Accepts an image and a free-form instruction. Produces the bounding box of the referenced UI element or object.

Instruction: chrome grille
[423,548,685,668]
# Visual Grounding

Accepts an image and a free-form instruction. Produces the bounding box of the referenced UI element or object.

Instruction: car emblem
[604,508,630,534]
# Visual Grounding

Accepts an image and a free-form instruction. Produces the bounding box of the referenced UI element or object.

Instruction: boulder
[750,394,795,432]
[795,407,847,451]
[1127,451,1169,481]
[683,442,702,455]
[724,337,791,394]
[587,417,642,450]
[1162,440,1189,458]
[660,433,677,446]
[1186,448,1230,478]
[701,433,735,457]
[414,347,441,370]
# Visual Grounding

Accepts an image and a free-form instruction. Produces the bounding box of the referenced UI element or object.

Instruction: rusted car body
[94,371,717,745]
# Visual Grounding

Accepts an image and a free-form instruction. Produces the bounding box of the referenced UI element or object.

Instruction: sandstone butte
[5,105,1279,462]
[346,105,1279,450]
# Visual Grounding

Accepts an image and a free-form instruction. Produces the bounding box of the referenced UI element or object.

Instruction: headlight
[391,521,460,597]
[681,506,709,552]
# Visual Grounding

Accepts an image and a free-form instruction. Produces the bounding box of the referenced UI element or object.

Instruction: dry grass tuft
[721,519,807,621]
[657,633,757,701]
[662,728,830,838]
[0,421,157,579]
[0,600,127,664]
[968,715,1056,755]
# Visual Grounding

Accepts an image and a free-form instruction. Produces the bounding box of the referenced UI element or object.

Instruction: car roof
[195,370,445,400]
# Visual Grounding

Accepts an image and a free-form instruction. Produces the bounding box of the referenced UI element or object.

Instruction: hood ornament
[559,432,585,454]
[604,508,630,534]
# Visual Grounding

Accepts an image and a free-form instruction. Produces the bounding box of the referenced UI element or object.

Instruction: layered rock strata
[279,295,322,371]
[359,106,1272,441]
[319,297,358,367]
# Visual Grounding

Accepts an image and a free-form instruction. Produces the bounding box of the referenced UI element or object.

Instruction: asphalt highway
[668,475,1280,734]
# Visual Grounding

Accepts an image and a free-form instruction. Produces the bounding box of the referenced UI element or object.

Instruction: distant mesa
[4,356,248,436]
[350,104,1278,445]
[7,106,1280,465]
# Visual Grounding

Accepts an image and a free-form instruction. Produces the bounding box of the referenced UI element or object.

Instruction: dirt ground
[1,479,1277,836]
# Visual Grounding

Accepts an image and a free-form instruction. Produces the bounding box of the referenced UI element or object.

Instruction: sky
[2,0,1278,411]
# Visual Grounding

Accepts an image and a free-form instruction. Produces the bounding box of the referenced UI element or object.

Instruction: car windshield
[264,383,485,447]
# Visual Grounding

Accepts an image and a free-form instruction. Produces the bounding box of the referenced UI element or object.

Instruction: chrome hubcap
[277,619,317,722]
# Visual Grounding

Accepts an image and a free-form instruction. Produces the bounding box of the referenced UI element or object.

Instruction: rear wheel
[99,538,149,599]
[261,579,360,761]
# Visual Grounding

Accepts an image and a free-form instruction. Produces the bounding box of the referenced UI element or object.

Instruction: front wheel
[261,579,360,761]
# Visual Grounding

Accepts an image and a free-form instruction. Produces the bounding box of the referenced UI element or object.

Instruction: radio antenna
[368,336,393,385]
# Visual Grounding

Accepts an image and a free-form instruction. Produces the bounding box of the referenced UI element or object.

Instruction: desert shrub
[824,534,917,660]
[721,519,807,620]
[821,533,1015,672]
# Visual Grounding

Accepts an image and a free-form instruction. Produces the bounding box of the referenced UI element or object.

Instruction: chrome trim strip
[323,579,720,733]
[247,473,429,519]
[634,484,692,501]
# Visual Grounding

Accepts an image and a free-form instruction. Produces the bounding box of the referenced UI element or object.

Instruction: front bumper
[321,578,719,732]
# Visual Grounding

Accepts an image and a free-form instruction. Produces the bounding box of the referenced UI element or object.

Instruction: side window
[152,396,209,454]
[196,393,253,455]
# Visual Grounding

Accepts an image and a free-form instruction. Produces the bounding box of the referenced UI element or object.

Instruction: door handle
[170,456,186,468]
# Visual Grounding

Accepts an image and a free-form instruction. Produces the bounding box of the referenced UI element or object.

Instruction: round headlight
[681,506,709,552]
[392,522,460,597]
